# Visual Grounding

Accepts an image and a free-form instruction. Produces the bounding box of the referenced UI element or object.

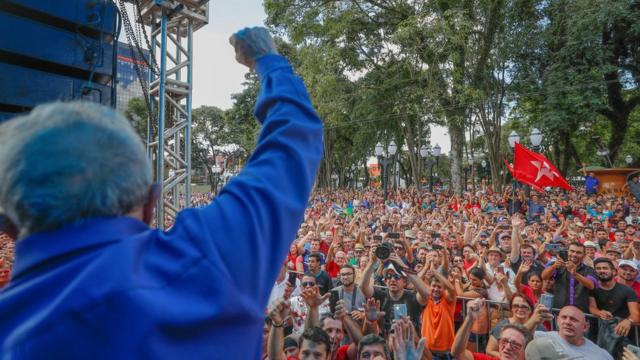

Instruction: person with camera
[541,242,596,313]
[359,248,429,336]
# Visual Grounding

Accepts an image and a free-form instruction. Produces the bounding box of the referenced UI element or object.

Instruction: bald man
[533,305,612,359]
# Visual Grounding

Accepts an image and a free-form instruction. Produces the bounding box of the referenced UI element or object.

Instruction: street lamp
[212,165,223,194]
[530,128,543,152]
[626,155,633,166]
[468,157,475,193]
[508,131,519,215]
[420,144,438,192]
[376,142,396,201]
[388,141,398,191]
[481,159,487,183]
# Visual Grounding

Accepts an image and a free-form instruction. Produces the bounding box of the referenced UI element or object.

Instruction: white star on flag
[531,160,558,182]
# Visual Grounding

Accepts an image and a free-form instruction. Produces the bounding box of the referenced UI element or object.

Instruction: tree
[123,97,149,142]
[191,106,227,192]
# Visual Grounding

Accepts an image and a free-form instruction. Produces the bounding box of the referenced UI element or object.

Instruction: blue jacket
[0,55,323,359]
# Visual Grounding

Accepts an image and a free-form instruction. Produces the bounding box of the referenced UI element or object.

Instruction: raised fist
[229,27,278,69]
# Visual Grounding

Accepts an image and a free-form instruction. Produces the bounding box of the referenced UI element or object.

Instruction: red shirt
[325,261,340,278]
[473,353,498,360]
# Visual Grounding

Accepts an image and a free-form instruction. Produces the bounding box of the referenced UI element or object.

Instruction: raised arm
[451,299,483,360]
[267,299,291,360]
[360,249,378,298]
[189,28,323,302]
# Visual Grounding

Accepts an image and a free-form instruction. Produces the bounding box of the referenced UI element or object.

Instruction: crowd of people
[260,183,640,359]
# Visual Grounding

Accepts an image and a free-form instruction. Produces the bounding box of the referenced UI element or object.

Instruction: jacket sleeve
[182,54,323,301]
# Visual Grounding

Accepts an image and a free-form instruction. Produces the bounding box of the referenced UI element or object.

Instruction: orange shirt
[421,295,456,352]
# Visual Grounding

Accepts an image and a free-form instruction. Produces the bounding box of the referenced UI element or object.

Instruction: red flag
[504,158,545,192]
[512,143,572,191]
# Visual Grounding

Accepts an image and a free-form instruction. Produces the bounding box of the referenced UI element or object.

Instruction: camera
[375,242,393,260]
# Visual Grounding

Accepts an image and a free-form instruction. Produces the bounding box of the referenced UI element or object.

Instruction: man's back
[0,44,324,357]
[0,216,268,357]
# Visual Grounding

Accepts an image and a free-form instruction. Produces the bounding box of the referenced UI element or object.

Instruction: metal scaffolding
[136,0,209,228]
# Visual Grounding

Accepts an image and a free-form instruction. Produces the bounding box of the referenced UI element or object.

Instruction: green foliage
[123,97,149,141]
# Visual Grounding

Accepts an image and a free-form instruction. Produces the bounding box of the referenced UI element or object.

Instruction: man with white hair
[0,27,323,358]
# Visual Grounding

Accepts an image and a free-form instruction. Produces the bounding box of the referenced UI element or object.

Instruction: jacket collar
[12,216,149,278]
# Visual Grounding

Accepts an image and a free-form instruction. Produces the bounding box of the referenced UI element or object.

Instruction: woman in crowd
[484,293,548,357]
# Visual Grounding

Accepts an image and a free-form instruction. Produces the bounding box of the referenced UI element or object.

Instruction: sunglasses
[394,246,405,251]
[499,338,523,351]
[385,273,402,280]
[511,303,531,311]
[301,281,316,287]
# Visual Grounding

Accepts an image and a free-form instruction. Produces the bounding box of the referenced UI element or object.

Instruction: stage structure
[118,0,209,229]
[0,0,118,121]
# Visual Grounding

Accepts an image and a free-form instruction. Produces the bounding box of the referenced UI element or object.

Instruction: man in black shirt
[589,257,639,337]
[542,242,596,313]
[309,252,333,295]
[360,252,428,335]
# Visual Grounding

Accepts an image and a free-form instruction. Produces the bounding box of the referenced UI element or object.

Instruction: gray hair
[0,101,152,236]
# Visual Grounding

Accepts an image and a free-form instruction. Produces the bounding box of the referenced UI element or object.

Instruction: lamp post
[375,141,397,201]
[433,144,441,189]
[212,165,223,194]
[421,144,439,192]
[530,128,543,152]
[388,141,398,191]
[420,144,429,191]
[469,157,475,193]
[481,159,487,182]
[626,155,633,167]
[508,131,520,215]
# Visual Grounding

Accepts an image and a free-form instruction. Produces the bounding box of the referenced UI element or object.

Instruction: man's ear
[0,214,18,240]
[142,183,161,225]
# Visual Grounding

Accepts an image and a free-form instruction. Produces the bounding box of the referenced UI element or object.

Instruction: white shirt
[534,331,613,360]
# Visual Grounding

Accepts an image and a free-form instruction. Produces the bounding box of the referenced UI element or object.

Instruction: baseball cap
[584,241,599,250]
[404,230,416,239]
[618,260,639,271]
[525,336,576,360]
[606,244,622,254]
[479,231,489,238]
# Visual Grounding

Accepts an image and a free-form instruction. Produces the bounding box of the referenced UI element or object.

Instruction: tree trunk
[448,117,465,194]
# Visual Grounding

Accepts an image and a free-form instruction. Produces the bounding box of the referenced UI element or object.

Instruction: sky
[171,1,451,154]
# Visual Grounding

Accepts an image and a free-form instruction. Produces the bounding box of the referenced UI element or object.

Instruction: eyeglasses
[499,337,524,351]
[511,303,531,311]
[394,246,405,251]
[454,259,464,263]
[385,273,402,280]
[339,272,354,277]
[301,281,316,287]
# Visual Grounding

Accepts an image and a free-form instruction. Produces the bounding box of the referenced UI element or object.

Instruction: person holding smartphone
[541,242,596,313]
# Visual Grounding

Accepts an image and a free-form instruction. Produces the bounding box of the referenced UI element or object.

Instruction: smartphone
[628,345,640,357]
[544,243,561,252]
[393,304,408,320]
[558,250,568,262]
[540,294,554,310]
[373,235,383,242]
[433,233,441,239]
[388,232,400,240]
[497,266,505,275]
